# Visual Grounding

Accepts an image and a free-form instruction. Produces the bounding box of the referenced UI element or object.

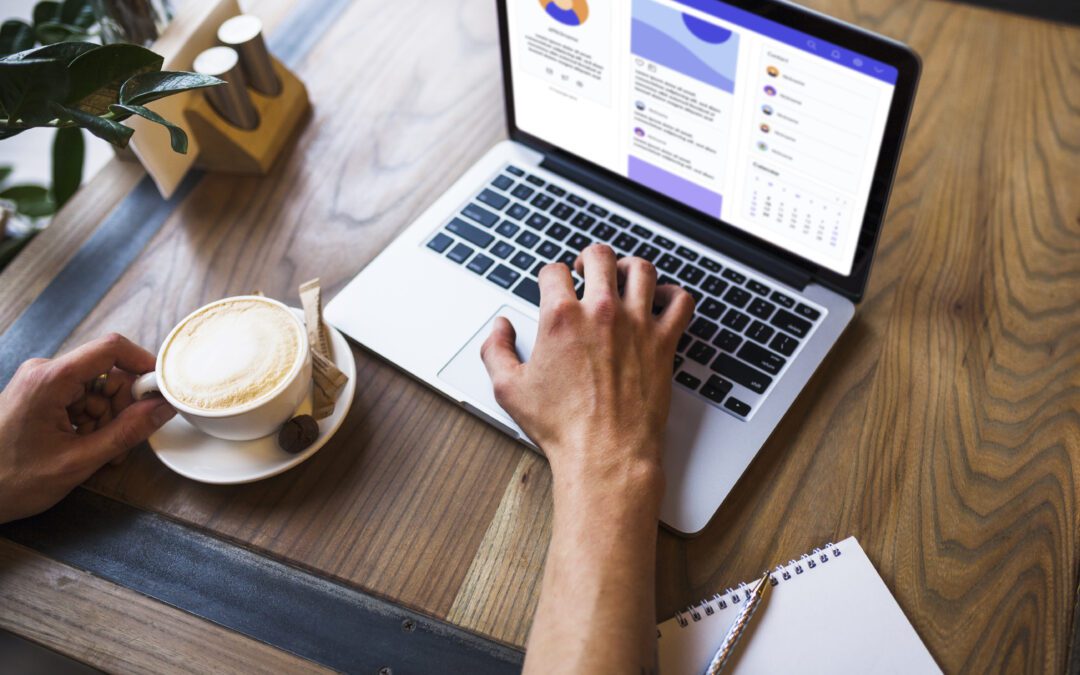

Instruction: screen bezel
[496,0,921,302]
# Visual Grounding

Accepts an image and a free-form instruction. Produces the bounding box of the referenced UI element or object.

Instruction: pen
[704,570,772,675]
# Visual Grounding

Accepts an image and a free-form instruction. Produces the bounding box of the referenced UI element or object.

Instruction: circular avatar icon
[764,85,777,97]
[762,104,774,115]
[757,141,768,151]
[760,123,770,133]
[767,65,780,77]
[635,100,646,111]
[540,0,589,27]
[634,127,646,138]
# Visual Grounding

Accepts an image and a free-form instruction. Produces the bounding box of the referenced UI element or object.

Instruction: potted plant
[0,0,222,270]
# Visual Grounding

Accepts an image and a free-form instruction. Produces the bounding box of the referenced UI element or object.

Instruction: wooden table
[1,0,1078,672]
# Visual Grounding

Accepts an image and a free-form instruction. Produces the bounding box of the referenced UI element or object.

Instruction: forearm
[523,453,663,674]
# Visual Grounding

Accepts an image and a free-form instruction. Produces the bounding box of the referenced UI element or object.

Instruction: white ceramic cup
[132,296,312,441]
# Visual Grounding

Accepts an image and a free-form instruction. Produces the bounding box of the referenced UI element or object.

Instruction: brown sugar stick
[299,279,332,359]
[299,279,348,419]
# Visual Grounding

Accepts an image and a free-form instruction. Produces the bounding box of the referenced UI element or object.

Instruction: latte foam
[161,299,302,411]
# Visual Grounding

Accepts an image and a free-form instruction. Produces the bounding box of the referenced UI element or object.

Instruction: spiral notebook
[657,537,941,674]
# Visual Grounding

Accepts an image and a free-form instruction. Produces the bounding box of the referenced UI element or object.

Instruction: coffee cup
[132,296,312,441]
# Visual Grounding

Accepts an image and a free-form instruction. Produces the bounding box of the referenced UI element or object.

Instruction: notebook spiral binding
[672,541,842,629]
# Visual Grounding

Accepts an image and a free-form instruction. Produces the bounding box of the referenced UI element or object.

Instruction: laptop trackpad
[438,305,538,435]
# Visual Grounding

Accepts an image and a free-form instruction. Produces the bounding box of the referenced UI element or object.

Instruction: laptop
[326,0,920,535]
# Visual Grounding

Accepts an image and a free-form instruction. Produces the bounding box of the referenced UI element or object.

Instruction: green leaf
[65,43,163,115]
[0,41,97,64]
[60,0,96,29]
[34,21,90,45]
[0,184,56,218]
[0,166,11,185]
[32,1,63,27]
[119,71,224,106]
[0,58,70,125]
[109,102,188,153]
[0,21,36,57]
[52,126,83,207]
[0,230,40,272]
[51,103,134,147]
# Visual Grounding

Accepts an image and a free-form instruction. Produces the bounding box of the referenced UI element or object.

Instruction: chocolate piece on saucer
[278,414,319,453]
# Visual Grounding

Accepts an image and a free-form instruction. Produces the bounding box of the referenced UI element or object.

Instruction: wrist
[548,440,665,520]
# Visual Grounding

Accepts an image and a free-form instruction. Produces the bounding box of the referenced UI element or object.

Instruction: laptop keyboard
[424,164,826,421]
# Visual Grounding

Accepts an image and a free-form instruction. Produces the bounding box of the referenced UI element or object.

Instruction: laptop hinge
[540,152,813,292]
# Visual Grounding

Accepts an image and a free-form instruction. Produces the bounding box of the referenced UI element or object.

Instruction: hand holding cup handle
[132,372,161,401]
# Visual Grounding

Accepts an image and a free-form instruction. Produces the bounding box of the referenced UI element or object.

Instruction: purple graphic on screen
[628,156,723,215]
[631,0,739,93]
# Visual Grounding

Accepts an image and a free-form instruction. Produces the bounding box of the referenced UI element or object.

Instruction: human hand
[480,244,694,501]
[0,334,176,524]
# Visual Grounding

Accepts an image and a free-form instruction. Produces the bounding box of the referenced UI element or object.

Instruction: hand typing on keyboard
[479,243,694,674]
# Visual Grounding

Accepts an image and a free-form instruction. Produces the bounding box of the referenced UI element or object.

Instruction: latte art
[161,299,302,411]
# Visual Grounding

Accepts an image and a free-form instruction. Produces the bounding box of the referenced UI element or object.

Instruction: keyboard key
[612,233,639,253]
[634,243,660,262]
[572,212,597,229]
[510,251,536,270]
[721,268,747,284]
[631,224,653,238]
[513,278,541,306]
[427,232,453,253]
[699,257,721,273]
[511,184,534,200]
[531,261,546,276]
[687,340,717,365]
[703,275,728,297]
[676,246,699,262]
[567,193,587,207]
[567,233,592,251]
[721,308,750,332]
[609,214,630,227]
[700,298,725,320]
[526,214,550,230]
[677,265,705,285]
[462,203,499,228]
[686,287,703,304]
[496,221,519,238]
[525,174,545,186]
[490,241,514,259]
[675,371,702,390]
[658,275,677,286]
[747,280,770,296]
[710,353,772,394]
[723,286,751,308]
[677,333,692,353]
[653,235,676,250]
[700,375,733,404]
[467,254,493,274]
[657,254,681,274]
[771,309,812,338]
[531,193,555,211]
[587,204,609,218]
[737,342,786,375]
[447,242,472,263]
[713,328,742,352]
[770,291,795,308]
[558,251,578,268]
[515,231,540,249]
[551,203,575,220]
[746,320,775,344]
[547,223,571,241]
[477,188,509,210]
[488,264,520,288]
[689,317,719,340]
[536,240,562,260]
[747,298,776,320]
[592,223,616,241]
[491,175,513,190]
[795,303,822,321]
[506,165,524,176]
[546,184,566,197]
[770,333,798,356]
[507,203,529,221]
[724,397,751,417]
[447,218,495,247]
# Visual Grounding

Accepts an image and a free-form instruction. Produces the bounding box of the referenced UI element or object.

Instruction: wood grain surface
[0,0,1077,672]
[0,539,331,674]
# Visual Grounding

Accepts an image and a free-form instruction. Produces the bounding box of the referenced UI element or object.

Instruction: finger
[537,263,575,314]
[479,317,523,405]
[109,450,131,467]
[49,334,156,391]
[653,285,696,343]
[574,244,619,305]
[74,398,176,469]
[105,369,137,415]
[83,394,110,419]
[617,256,657,317]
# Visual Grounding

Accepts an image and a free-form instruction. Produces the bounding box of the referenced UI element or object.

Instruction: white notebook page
[657,537,941,674]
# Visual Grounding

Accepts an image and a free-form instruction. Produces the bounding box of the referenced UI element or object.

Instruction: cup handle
[132,372,161,400]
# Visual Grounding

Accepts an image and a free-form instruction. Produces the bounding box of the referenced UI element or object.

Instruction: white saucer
[149,309,357,484]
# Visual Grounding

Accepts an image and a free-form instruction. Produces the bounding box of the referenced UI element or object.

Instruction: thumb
[480,317,522,401]
[78,398,176,467]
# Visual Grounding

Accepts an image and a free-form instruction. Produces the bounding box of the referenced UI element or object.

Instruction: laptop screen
[506,0,899,277]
